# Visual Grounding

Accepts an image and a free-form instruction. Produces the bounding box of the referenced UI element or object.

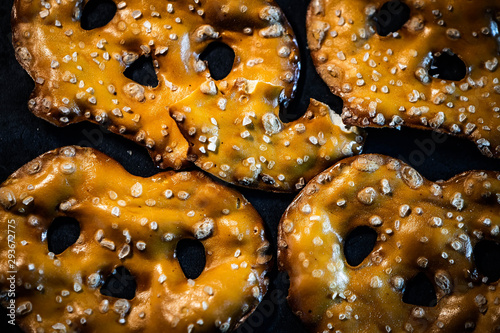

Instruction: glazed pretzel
[169,80,365,191]
[307,0,500,158]
[279,154,500,332]
[0,146,271,332]
[12,0,300,169]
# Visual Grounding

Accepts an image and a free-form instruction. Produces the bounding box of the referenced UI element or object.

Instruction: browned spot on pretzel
[307,0,500,158]
[279,154,500,332]
[12,0,299,169]
[0,146,270,332]
[169,80,365,192]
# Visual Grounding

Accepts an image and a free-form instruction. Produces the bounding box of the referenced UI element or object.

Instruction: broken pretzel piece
[169,80,365,192]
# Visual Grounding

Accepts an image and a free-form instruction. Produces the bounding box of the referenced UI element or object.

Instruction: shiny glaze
[169,81,365,191]
[279,154,500,332]
[307,0,500,158]
[12,0,300,170]
[0,146,271,332]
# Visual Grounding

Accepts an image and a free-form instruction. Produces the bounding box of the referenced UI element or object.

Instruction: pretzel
[0,146,271,332]
[307,0,500,158]
[169,80,366,191]
[278,154,500,332]
[12,0,300,169]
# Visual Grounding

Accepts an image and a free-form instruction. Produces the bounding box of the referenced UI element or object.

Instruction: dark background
[0,0,499,332]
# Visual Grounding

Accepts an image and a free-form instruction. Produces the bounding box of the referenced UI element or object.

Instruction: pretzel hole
[100,266,137,300]
[176,239,206,280]
[402,272,437,307]
[80,0,117,31]
[279,102,299,123]
[123,55,159,88]
[473,240,500,283]
[373,0,411,36]
[47,217,81,255]
[344,226,377,267]
[428,51,467,82]
[200,42,235,81]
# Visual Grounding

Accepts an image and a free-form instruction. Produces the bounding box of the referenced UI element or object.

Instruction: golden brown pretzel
[169,80,365,191]
[12,0,300,169]
[307,0,500,158]
[279,154,500,332]
[0,146,271,332]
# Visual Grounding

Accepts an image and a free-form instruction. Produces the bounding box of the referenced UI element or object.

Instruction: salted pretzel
[169,80,365,191]
[0,146,271,332]
[307,0,500,158]
[12,0,300,169]
[279,154,500,332]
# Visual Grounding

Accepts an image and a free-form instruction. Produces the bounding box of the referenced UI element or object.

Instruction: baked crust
[0,146,271,332]
[279,154,500,332]
[169,81,366,191]
[307,0,500,158]
[12,0,300,170]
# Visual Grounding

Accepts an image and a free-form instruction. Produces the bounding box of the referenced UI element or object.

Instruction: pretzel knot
[307,0,500,158]
[0,146,271,332]
[12,0,300,170]
[279,154,500,332]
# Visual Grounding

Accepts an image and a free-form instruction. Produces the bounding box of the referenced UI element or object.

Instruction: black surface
[402,272,437,308]
[200,42,236,81]
[1,0,500,332]
[473,240,500,283]
[80,0,117,31]
[428,51,467,82]
[343,226,378,267]
[176,239,207,280]
[123,55,160,88]
[100,266,137,300]
[47,217,81,255]
[373,0,411,36]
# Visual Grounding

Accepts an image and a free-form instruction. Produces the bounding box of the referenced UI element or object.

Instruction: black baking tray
[1,0,500,332]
